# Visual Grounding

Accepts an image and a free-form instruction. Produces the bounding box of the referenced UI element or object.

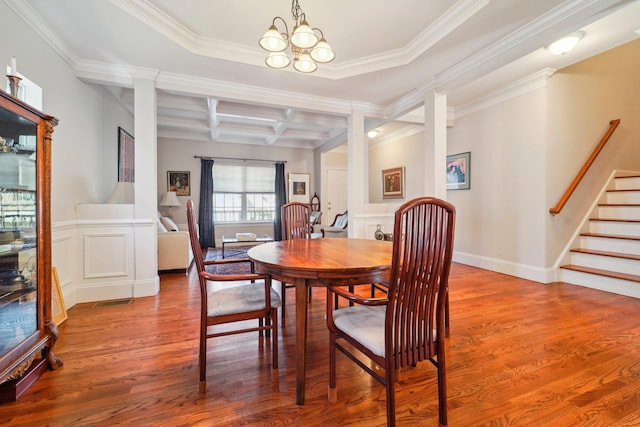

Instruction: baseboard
[453,251,555,283]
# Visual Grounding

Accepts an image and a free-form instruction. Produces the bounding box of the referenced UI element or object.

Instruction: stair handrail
[549,119,621,215]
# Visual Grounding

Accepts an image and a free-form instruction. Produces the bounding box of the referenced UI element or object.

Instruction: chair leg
[437,346,448,425]
[328,332,337,403]
[281,282,287,320]
[385,361,396,427]
[271,308,278,371]
[199,323,207,393]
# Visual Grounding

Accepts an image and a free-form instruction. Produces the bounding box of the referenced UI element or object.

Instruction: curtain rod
[194,155,286,164]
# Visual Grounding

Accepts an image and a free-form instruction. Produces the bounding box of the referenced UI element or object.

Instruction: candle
[10,56,17,75]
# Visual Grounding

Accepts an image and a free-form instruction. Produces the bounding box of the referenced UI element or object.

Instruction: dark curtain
[198,158,215,248]
[274,162,286,241]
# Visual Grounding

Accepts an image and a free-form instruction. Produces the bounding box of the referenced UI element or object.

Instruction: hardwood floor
[1,263,639,426]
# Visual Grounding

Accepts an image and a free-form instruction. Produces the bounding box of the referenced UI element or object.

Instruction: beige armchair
[157,216,193,271]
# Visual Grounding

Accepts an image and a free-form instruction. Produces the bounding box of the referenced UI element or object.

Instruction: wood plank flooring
[1,263,639,426]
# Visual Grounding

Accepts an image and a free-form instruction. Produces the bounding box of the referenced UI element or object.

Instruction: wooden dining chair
[186,200,281,393]
[326,197,455,426]
[280,202,313,319]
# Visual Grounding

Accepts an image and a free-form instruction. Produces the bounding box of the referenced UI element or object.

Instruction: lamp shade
[159,191,181,207]
[293,51,317,73]
[290,20,318,49]
[310,38,335,63]
[105,182,134,204]
[266,51,291,69]
[260,25,287,52]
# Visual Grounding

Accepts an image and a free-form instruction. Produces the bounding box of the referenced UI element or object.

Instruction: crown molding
[109,0,487,80]
[452,68,557,119]
[5,0,80,67]
[436,0,625,90]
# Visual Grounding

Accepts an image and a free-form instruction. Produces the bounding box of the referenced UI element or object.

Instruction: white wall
[448,89,548,277]
[157,138,314,243]
[368,132,426,203]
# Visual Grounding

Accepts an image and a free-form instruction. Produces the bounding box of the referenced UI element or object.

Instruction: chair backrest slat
[386,198,456,368]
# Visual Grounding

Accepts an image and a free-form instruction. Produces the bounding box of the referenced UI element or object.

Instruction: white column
[133,76,159,297]
[347,107,366,237]
[423,90,448,199]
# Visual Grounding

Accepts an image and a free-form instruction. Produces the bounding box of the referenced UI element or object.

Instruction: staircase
[559,174,640,298]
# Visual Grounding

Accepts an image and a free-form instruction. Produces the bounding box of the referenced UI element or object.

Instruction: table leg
[295,278,308,405]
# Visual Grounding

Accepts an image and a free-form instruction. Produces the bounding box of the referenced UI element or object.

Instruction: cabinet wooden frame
[0,91,62,402]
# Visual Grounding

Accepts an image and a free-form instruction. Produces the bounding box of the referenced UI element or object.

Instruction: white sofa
[157,216,193,271]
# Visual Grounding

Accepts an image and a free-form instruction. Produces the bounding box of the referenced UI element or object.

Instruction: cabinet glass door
[0,106,38,358]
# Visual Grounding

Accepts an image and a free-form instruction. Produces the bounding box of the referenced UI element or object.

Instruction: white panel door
[326,168,348,224]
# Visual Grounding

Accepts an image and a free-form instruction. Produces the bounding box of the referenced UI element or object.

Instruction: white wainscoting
[50,204,159,308]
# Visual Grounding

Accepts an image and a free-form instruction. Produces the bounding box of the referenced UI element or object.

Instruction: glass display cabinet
[0,90,61,402]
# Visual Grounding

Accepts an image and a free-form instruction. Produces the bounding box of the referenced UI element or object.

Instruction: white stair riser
[570,252,639,276]
[580,236,640,255]
[607,191,640,204]
[615,177,640,190]
[597,205,640,219]
[559,269,640,299]
[589,221,640,236]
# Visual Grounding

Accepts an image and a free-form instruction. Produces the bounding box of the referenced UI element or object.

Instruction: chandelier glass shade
[259,0,334,73]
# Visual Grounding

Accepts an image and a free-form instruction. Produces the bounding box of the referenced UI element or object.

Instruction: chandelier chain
[291,0,304,23]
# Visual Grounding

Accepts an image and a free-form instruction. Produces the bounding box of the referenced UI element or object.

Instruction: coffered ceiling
[7,0,640,149]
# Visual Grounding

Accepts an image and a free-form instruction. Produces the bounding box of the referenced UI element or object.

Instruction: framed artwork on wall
[117,127,135,182]
[446,152,471,190]
[382,166,405,199]
[167,171,191,196]
[288,173,310,203]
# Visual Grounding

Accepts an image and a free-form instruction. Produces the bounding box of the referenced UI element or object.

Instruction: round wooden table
[248,238,392,405]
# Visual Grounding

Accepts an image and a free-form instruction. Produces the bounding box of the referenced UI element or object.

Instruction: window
[213,164,275,222]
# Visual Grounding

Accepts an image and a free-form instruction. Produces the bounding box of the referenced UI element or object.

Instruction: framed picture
[167,171,190,196]
[446,152,471,190]
[117,127,135,183]
[52,266,68,326]
[289,173,310,203]
[382,167,405,199]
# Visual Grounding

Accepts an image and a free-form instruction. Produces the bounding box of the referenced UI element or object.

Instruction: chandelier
[259,0,335,73]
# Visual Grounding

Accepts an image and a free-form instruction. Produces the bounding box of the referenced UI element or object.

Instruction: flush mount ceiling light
[367,129,379,138]
[547,31,584,55]
[259,0,335,73]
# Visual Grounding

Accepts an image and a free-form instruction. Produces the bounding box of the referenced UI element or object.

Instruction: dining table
[247,237,392,405]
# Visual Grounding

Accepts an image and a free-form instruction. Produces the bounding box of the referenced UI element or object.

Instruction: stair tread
[581,232,640,241]
[560,264,640,283]
[598,203,640,207]
[590,218,640,223]
[570,248,640,261]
